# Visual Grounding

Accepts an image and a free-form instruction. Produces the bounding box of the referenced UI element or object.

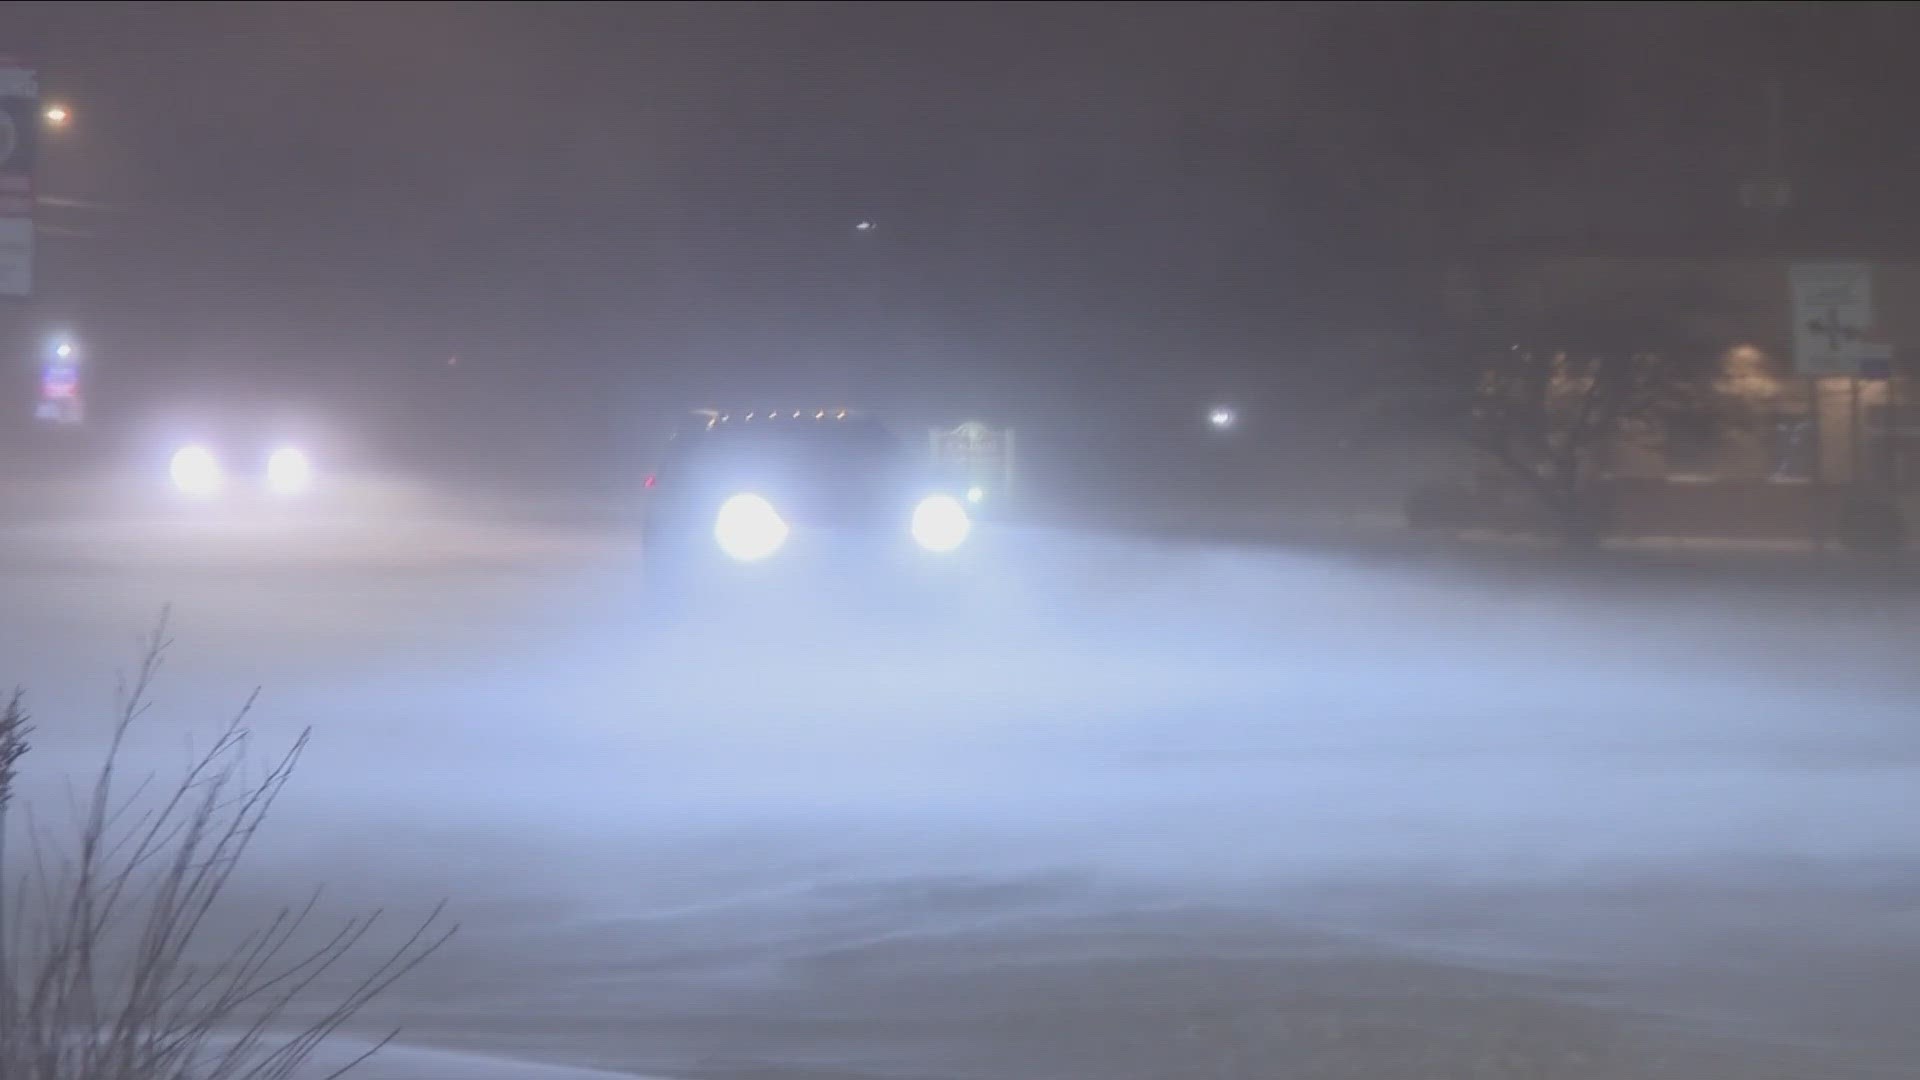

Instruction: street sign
[1790,262,1875,376]
[0,60,37,297]
[36,349,80,424]
[1857,342,1895,380]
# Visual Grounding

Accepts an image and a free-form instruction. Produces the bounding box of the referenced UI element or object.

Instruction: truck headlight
[714,493,788,561]
[911,494,971,553]
[169,445,223,496]
[266,447,312,494]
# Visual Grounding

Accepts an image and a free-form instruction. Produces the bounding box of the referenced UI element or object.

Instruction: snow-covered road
[3,515,1917,1078]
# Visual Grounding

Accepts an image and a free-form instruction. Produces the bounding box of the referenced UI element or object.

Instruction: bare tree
[1473,345,1665,533]
[1471,281,1724,537]
[0,615,454,1080]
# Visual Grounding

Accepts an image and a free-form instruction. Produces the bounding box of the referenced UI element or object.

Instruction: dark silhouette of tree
[1471,279,1726,535]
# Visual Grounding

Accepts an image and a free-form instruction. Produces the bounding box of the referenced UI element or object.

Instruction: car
[641,409,978,611]
[164,441,315,499]
[139,403,334,504]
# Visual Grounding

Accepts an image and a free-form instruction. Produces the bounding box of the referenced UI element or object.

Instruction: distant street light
[1208,406,1237,431]
[43,105,69,127]
[855,220,875,232]
[54,341,74,359]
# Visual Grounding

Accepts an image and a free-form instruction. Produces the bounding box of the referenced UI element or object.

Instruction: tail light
[643,473,657,489]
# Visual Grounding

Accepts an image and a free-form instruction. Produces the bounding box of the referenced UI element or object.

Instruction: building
[1440,256,1919,538]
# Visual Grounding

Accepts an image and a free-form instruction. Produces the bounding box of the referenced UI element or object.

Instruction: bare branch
[0,615,452,1080]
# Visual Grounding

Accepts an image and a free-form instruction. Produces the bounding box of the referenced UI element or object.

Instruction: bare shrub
[0,616,455,1079]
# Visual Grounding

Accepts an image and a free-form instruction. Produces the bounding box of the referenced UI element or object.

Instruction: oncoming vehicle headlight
[911,494,971,553]
[169,445,223,496]
[265,447,313,494]
[714,493,788,561]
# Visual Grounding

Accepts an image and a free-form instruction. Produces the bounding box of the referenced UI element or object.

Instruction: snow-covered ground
[3,506,1918,1079]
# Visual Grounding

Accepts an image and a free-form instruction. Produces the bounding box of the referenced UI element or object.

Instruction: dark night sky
[4,2,1920,404]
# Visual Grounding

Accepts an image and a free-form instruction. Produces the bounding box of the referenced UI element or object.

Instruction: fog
[11,4,1919,1074]
[2,491,1917,1078]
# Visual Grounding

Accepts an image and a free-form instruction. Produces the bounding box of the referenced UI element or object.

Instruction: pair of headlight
[170,446,312,496]
[712,493,971,561]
